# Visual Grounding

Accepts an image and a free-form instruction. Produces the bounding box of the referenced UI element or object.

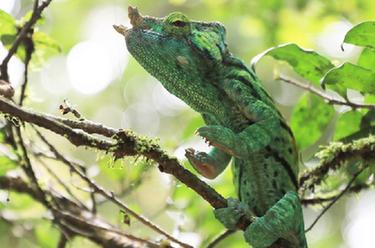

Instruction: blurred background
[0,0,374,247]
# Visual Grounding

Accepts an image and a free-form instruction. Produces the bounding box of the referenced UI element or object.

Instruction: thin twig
[57,233,68,248]
[18,0,37,106]
[19,42,33,105]
[52,208,162,248]
[278,76,375,110]
[305,167,366,232]
[15,126,52,208]
[97,176,144,206]
[36,156,89,210]
[207,230,236,248]
[33,127,97,213]
[90,190,97,214]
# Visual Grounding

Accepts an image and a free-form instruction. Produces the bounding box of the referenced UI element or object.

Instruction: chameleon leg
[196,114,280,158]
[196,78,283,158]
[185,147,231,179]
[214,197,255,230]
[244,191,308,248]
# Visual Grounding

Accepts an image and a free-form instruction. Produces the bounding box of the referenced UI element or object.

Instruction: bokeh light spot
[41,56,70,95]
[122,103,160,136]
[344,191,375,248]
[0,0,15,14]
[0,44,24,88]
[67,40,113,95]
[316,21,358,59]
[152,83,188,116]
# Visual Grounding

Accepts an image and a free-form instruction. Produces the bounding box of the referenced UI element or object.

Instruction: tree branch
[278,76,375,110]
[207,230,236,248]
[299,136,375,190]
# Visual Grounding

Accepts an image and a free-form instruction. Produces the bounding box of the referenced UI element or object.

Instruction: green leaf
[34,221,59,248]
[0,156,17,176]
[358,47,375,72]
[0,10,17,36]
[365,94,375,104]
[31,31,61,66]
[290,94,335,149]
[0,33,16,46]
[7,193,43,211]
[0,10,17,49]
[17,10,45,27]
[0,130,18,175]
[357,47,375,72]
[255,43,334,85]
[337,109,374,143]
[360,110,375,129]
[33,31,62,53]
[334,111,363,140]
[339,126,375,143]
[344,21,375,49]
[321,63,375,96]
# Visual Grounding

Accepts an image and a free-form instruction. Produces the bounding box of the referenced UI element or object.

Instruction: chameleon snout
[113,24,129,37]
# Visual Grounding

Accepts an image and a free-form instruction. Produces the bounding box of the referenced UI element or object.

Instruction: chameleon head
[114,6,228,105]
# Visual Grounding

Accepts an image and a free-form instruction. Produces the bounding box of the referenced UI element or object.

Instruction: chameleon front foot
[185,146,231,179]
[214,198,255,230]
[185,148,218,179]
[196,125,242,157]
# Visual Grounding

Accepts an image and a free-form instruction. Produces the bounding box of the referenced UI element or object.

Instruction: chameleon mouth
[113,6,144,37]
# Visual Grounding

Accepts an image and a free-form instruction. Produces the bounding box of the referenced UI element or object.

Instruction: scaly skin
[115,6,308,248]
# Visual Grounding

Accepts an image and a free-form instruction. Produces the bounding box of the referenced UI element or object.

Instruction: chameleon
[114,6,308,248]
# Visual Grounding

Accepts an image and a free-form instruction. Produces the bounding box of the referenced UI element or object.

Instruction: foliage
[256,23,374,220]
[0,9,60,63]
[256,22,375,149]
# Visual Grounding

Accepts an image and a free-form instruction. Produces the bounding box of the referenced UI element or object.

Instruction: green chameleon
[114,6,308,248]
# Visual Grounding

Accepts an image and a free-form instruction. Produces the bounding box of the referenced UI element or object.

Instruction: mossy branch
[299,135,375,191]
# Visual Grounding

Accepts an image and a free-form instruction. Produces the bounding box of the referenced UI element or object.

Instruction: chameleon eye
[172,20,187,27]
[164,12,191,36]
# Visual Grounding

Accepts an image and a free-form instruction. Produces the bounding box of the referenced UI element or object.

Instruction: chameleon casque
[114,6,308,248]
